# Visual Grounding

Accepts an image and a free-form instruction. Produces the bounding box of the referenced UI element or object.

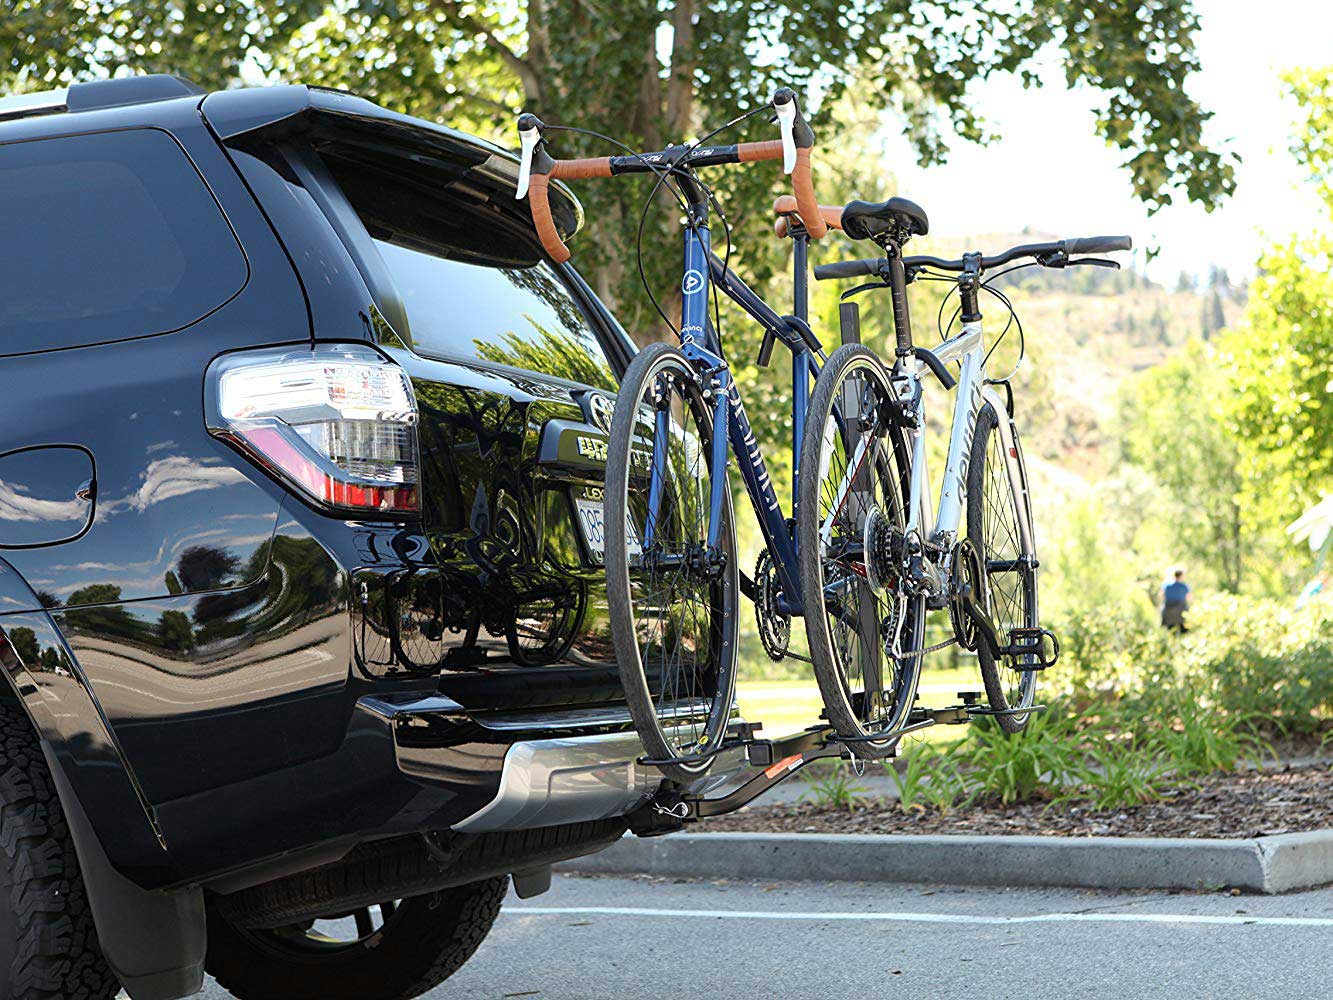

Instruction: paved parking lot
[195,873,1333,999]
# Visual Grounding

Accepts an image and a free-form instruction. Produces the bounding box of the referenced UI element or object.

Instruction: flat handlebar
[813,235,1133,281]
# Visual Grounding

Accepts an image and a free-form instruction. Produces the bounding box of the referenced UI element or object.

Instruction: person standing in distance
[1161,568,1191,632]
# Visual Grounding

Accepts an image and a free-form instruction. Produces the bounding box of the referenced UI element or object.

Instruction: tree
[1199,287,1225,338]
[1118,339,1245,592]
[4,0,1237,324]
[1219,67,1333,591]
[1287,67,1333,213]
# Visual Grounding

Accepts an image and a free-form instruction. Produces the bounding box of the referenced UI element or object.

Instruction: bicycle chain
[754,549,791,661]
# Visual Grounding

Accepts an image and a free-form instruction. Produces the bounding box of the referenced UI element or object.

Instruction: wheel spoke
[801,350,920,758]
[354,908,375,938]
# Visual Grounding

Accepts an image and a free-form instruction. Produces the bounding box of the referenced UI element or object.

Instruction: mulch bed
[701,762,1333,840]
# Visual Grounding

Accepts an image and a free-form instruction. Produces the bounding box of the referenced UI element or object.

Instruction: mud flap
[44,744,206,1000]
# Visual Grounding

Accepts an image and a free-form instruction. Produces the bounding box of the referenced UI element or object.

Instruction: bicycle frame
[644,207,819,613]
[898,320,1035,571]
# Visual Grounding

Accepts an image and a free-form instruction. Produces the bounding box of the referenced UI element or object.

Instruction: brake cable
[540,123,696,337]
[628,104,773,341]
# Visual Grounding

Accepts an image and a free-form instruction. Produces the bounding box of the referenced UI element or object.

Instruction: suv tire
[0,702,119,1000]
[205,876,507,1000]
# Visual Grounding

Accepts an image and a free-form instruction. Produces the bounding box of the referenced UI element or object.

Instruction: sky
[871,0,1333,284]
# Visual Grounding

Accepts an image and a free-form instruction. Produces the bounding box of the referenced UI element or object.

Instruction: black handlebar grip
[813,258,882,280]
[1062,235,1132,256]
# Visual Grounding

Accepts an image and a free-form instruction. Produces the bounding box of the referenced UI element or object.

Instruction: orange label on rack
[764,753,804,779]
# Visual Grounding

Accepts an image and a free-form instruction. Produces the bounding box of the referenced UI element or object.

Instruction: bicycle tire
[797,344,926,759]
[605,344,739,783]
[967,400,1039,732]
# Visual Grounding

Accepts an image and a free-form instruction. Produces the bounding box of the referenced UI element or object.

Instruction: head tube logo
[681,269,705,295]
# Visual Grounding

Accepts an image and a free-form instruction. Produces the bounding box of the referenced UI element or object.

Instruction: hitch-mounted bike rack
[629,690,1042,835]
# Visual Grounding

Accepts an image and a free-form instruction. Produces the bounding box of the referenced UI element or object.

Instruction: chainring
[754,549,792,661]
[948,537,985,652]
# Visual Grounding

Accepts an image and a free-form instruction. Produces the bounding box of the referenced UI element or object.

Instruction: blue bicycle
[518,89,926,780]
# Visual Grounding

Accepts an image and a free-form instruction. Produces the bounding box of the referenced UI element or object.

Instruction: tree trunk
[666,0,695,136]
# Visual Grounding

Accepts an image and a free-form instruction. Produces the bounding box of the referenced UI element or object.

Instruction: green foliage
[473,327,616,391]
[4,1,1237,325]
[799,764,866,811]
[1212,66,1333,592]
[1219,236,1333,559]
[1287,67,1333,214]
[1143,693,1270,777]
[954,710,1086,806]
[1056,595,1333,739]
[1075,743,1180,811]
[889,740,966,813]
[1190,596,1333,737]
[1116,339,1245,591]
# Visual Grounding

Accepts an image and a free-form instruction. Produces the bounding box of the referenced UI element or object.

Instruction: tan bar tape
[527,174,571,264]
[792,147,827,239]
[551,157,615,180]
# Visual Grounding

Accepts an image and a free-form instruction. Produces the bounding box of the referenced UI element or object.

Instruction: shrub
[799,764,866,810]
[1074,742,1182,810]
[889,740,966,813]
[955,708,1087,805]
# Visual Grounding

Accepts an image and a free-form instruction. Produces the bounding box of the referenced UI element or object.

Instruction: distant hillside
[901,230,1247,481]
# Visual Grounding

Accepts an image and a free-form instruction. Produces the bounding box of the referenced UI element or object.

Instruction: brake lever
[1068,256,1121,270]
[773,88,798,174]
[515,112,545,200]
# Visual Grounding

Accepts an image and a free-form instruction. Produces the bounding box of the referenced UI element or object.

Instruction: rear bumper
[360,693,748,834]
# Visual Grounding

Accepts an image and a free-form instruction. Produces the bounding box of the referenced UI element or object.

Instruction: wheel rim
[622,358,734,765]
[248,901,405,961]
[978,419,1037,712]
[809,358,915,736]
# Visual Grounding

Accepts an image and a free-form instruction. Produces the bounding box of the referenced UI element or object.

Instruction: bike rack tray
[966,703,1046,718]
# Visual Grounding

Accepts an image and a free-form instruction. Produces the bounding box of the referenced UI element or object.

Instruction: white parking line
[509,906,1333,928]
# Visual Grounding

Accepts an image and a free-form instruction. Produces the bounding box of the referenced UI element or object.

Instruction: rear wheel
[205,877,506,1000]
[798,344,925,759]
[0,701,118,1000]
[967,401,1039,733]
[604,344,739,783]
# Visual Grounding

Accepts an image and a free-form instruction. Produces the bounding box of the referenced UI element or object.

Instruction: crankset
[754,549,792,661]
[955,585,1060,670]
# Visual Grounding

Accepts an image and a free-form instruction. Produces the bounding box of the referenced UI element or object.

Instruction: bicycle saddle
[840,196,929,241]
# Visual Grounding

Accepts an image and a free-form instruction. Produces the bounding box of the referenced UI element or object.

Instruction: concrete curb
[560,830,1333,894]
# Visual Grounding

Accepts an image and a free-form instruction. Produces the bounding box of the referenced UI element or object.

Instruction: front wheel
[797,344,925,759]
[604,343,740,783]
[967,401,1039,732]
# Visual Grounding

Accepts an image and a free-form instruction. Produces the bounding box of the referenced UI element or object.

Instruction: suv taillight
[206,345,420,514]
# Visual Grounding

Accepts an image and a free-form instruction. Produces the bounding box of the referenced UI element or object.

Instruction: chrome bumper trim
[451,727,748,833]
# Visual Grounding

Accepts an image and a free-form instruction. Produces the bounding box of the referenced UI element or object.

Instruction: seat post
[792,229,809,323]
[886,247,914,356]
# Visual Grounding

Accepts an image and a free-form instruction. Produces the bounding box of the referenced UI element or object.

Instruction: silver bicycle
[792,199,1131,757]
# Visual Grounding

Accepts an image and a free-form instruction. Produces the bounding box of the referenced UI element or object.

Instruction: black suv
[0,75,737,1000]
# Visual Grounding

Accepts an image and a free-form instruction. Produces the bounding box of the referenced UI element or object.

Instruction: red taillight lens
[206,345,420,514]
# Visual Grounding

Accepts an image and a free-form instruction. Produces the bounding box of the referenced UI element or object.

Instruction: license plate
[574,497,641,564]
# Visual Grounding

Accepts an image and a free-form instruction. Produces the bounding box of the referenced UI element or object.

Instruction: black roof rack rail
[0,75,204,124]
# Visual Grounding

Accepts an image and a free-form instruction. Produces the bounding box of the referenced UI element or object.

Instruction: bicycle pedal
[1003,627,1060,670]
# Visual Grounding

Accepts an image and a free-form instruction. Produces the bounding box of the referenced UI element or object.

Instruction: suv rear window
[0,128,247,356]
[322,146,617,392]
